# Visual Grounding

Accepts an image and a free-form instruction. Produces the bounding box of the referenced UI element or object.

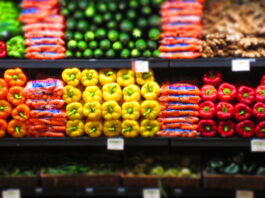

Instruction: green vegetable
[84,31,95,41]
[78,41,87,51]
[67,40,78,50]
[95,28,106,39]
[112,41,122,51]
[89,41,98,50]
[100,40,111,50]
[74,32,83,41]
[83,49,93,58]
[7,36,25,58]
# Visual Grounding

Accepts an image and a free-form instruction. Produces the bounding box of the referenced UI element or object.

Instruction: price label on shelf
[236,190,254,198]
[143,188,160,198]
[107,138,124,150]
[2,189,20,198]
[251,139,265,152]
[232,59,251,72]
[132,61,149,73]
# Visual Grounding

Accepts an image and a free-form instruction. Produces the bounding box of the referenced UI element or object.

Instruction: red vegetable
[198,120,216,137]
[218,83,237,102]
[0,41,7,58]
[218,121,235,137]
[253,102,265,119]
[255,85,265,103]
[260,75,265,85]
[216,102,234,120]
[237,86,255,105]
[234,103,252,121]
[199,101,215,119]
[236,120,255,138]
[255,121,265,138]
[203,71,222,87]
[200,85,217,102]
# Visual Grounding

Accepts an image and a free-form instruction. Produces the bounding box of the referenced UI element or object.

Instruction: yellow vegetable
[117,69,135,87]
[121,120,139,138]
[83,102,101,120]
[121,101,140,120]
[66,120,84,137]
[81,69,98,86]
[83,86,102,103]
[136,70,154,85]
[102,101,121,120]
[141,100,161,119]
[62,67,82,86]
[99,69,116,85]
[66,102,83,120]
[141,82,160,100]
[102,83,122,101]
[123,85,141,102]
[85,121,102,138]
[140,119,160,137]
[63,85,82,104]
[103,120,121,137]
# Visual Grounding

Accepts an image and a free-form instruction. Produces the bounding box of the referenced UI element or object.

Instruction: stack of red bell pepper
[159,0,205,59]
[25,78,66,137]
[19,0,65,59]
[0,41,7,58]
[158,82,200,138]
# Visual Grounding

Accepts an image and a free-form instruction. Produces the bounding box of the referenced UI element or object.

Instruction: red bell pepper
[0,41,7,58]
[199,101,215,119]
[198,120,216,137]
[218,83,237,102]
[200,85,217,102]
[218,121,235,137]
[236,120,255,138]
[237,86,255,105]
[260,75,265,85]
[216,102,234,120]
[255,121,265,138]
[203,71,222,87]
[234,103,252,121]
[255,85,265,103]
[253,102,265,119]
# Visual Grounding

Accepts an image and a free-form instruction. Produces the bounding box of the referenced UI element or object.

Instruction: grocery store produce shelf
[0,137,250,147]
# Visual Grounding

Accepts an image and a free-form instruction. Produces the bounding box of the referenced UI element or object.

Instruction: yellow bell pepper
[102,101,121,120]
[136,70,155,85]
[123,85,141,102]
[62,68,82,86]
[63,85,82,104]
[140,119,160,137]
[102,83,122,101]
[122,101,140,120]
[66,120,84,137]
[117,69,135,87]
[121,120,139,138]
[84,121,102,138]
[103,120,121,137]
[83,86,102,103]
[83,102,101,120]
[81,69,98,86]
[66,102,83,120]
[99,69,116,85]
[141,100,161,119]
[141,82,160,100]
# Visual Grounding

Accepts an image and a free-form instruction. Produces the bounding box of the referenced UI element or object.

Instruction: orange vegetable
[7,86,26,106]
[8,120,27,138]
[0,79,8,99]
[0,119,7,138]
[12,104,30,121]
[0,100,12,119]
[4,68,27,87]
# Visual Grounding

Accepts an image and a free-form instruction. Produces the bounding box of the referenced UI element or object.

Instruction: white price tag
[107,138,124,150]
[236,190,254,198]
[251,139,265,152]
[132,61,149,73]
[143,189,160,198]
[232,59,251,72]
[2,189,20,198]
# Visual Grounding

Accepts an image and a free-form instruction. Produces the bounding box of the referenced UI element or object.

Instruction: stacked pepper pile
[25,78,66,137]
[159,0,204,59]
[62,68,161,138]
[158,83,200,137]
[20,0,65,59]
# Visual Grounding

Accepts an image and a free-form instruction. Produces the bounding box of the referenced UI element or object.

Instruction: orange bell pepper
[4,68,27,87]
[7,86,26,106]
[0,100,12,119]
[0,79,8,99]
[8,120,27,138]
[12,104,30,121]
[0,119,7,138]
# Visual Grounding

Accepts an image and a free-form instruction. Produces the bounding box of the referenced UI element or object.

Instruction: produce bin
[0,176,38,189]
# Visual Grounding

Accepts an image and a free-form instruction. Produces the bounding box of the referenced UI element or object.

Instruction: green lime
[93,15,103,24]
[97,3,107,13]
[77,20,89,32]
[143,50,151,58]
[119,33,130,44]
[119,2,127,10]
[140,0,150,5]
[85,5,95,17]
[74,11,85,19]
[149,28,161,41]
[142,6,151,15]
[85,31,95,41]
[108,30,119,42]
[74,32,83,41]
[127,9,137,19]
[120,20,133,33]
[108,2,117,12]
[94,48,104,58]
[68,2,77,11]
[132,28,142,38]
[107,21,117,29]
[137,19,148,29]
[131,49,140,57]
[66,31,74,40]
[75,51,83,58]
[152,0,164,6]
[67,40,77,50]
[104,13,112,21]
[105,49,116,58]
[90,24,97,31]
[61,8,69,16]
[78,1,89,9]
[135,39,147,50]
[128,41,134,49]
[115,13,123,21]
[130,0,139,8]
[66,50,73,58]
[152,49,160,58]
[89,41,98,50]
[149,15,161,27]
[78,40,87,51]
[95,28,106,39]
[100,39,111,50]
[112,41,123,51]
[120,49,130,58]
[83,49,93,58]
[147,40,157,50]
[67,18,76,30]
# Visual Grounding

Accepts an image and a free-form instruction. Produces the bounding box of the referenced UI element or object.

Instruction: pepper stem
[209,71,216,79]
[70,126,77,131]
[223,125,230,132]
[90,91,95,97]
[0,106,7,111]
[87,73,93,80]
[14,94,22,99]
[68,89,73,97]
[126,89,133,96]
[142,72,151,79]
[243,92,249,98]
[244,126,251,132]
[12,74,18,80]
[108,105,114,113]
[122,126,132,133]
[90,127,97,133]
[203,106,210,112]
[223,88,231,95]
[239,110,245,115]
[260,90,265,95]
[146,125,152,131]
[18,112,27,119]
[122,73,129,80]
[89,104,95,113]
[258,107,264,114]
[204,126,211,131]
[69,109,77,116]
[110,85,117,94]
[69,74,76,81]
[108,127,116,132]
[147,83,153,92]
[105,71,113,76]
[127,107,133,114]
[15,126,21,137]
[144,107,152,116]
[261,128,265,133]
[222,105,228,113]
[205,89,212,95]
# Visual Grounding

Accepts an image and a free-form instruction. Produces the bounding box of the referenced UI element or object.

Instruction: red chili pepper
[199,101,215,119]
[260,75,265,85]
[255,85,265,103]
[218,83,237,102]
[236,120,255,138]
[0,41,7,58]
[218,121,235,137]
[237,86,255,105]
[198,120,216,137]
[203,71,222,87]
[216,102,234,120]
[234,103,252,121]
[255,121,265,138]
[200,84,217,102]
[253,102,265,119]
